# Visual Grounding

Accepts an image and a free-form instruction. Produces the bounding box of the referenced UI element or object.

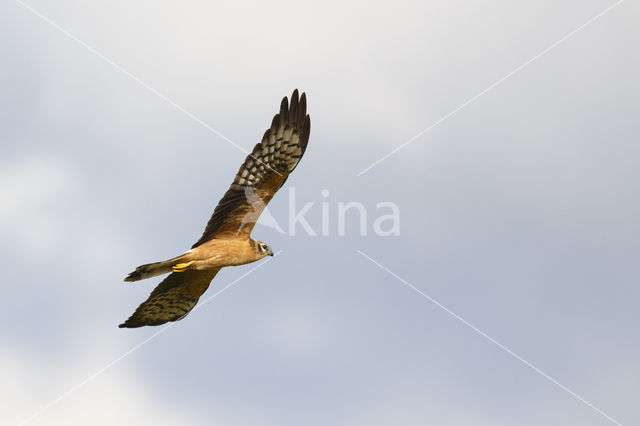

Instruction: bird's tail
[124,254,189,282]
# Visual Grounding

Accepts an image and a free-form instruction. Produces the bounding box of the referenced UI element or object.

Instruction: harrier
[119,89,310,328]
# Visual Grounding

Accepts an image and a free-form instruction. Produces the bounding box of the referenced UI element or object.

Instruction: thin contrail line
[16,253,280,426]
[356,250,623,426]
[356,0,624,176]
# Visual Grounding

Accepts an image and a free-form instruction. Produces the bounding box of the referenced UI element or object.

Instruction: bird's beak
[267,248,274,257]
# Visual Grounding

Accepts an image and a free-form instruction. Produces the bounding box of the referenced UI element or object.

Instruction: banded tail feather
[124,253,190,282]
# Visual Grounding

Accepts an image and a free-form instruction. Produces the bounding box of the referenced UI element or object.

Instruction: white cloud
[0,342,208,426]
[1,1,638,425]
[0,159,73,254]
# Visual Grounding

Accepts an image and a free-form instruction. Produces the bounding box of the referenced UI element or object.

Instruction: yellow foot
[172,260,195,272]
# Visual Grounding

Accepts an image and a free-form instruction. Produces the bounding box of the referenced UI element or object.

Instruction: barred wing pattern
[192,89,310,245]
[119,268,221,328]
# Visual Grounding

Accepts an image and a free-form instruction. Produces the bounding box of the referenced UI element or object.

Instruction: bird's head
[255,240,274,257]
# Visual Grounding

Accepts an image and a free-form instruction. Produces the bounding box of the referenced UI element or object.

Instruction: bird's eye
[259,243,266,252]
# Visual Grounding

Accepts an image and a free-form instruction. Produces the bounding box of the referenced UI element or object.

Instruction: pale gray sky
[1,1,639,425]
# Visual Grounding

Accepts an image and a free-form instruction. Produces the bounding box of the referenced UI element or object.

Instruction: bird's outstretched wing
[119,268,220,328]
[192,89,310,246]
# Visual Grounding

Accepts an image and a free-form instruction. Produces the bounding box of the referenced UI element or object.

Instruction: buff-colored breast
[188,238,260,269]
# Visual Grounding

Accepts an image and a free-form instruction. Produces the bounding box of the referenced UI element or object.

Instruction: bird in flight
[119,89,310,328]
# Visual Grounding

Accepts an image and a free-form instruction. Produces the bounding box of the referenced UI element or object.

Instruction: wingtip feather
[280,96,289,119]
[298,93,307,124]
[289,90,299,123]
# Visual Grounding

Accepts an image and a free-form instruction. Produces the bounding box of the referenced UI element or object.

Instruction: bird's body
[124,237,270,282]
[186,237,272,269]
[119,89,310,328]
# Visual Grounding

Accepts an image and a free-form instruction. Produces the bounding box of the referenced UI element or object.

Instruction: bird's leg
[172,260,195,272]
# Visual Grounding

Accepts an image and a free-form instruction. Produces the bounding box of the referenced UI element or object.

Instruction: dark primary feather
[192,89,310,246]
